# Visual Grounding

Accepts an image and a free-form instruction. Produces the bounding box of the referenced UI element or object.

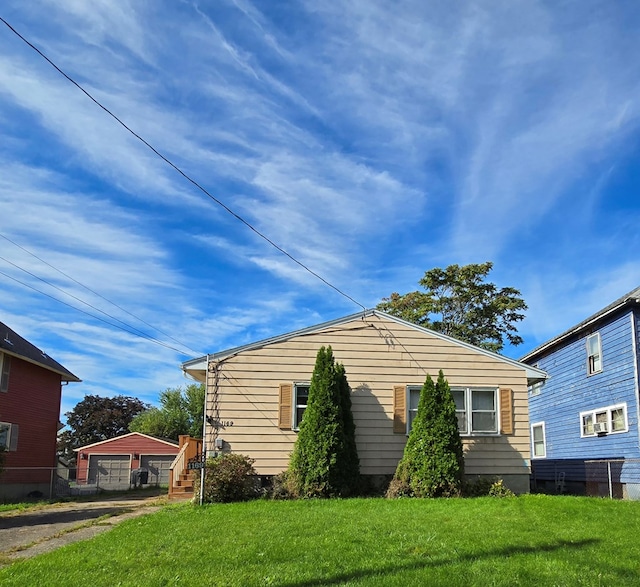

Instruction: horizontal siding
[528,311,640,462]
[1,356,62,471]
[207,314,530,478]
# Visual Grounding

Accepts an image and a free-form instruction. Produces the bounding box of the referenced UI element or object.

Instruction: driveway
[0,494,171,564]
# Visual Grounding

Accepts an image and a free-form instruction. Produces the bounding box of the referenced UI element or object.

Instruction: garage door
[88,454,131,488]
[140,455,175,486]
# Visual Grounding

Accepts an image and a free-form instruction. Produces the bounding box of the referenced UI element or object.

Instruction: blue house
[521,287,640,498]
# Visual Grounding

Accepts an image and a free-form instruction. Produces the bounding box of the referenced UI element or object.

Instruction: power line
[0,268,197,356]
[0,232,203,356]
[0,253,201,356]
[0,16,366,312]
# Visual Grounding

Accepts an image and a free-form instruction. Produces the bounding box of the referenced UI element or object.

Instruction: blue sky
[1,1,639,419]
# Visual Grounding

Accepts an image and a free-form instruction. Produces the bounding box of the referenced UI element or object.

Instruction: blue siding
[528,311,640,485]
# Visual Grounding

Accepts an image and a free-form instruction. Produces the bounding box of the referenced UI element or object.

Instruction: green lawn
[1,495,639,586]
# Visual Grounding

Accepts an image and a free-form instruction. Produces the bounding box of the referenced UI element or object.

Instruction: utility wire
[0,268,196,356]
[0,16,366,312]
[0,253,201,356]
[0,232,203,356]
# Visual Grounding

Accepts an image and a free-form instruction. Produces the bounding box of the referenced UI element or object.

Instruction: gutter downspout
[199,353,210,506]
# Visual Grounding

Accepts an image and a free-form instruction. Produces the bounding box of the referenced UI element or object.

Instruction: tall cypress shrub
[390,370,464,497]
[288,346,360,497]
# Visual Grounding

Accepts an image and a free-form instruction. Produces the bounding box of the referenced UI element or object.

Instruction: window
[531,422,546,458]
[293,383,310,430]
[528,380,544,397]
[580,403,627,437]
[408,386,421,431]
[0,422,17,451]
[0,352,10,392]
[586,333,602,375]
[407,386,499,435]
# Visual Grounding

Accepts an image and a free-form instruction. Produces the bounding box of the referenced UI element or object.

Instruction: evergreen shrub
[387,370,464,498]
[288,346,360,497]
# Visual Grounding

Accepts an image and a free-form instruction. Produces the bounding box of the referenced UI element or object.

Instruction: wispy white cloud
[1,0,639,411]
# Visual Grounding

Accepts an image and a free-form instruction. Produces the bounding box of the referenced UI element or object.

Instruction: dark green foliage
[58,395,148,463]
[288,346,360,497]
[389,370,464,498]
[129,384,205,441]
[196,453,259,503]
[377,262,527,352]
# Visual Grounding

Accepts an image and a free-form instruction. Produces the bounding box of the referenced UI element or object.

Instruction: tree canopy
[129,384,205,441]
[58,395,148,462]
[377,262,527,352]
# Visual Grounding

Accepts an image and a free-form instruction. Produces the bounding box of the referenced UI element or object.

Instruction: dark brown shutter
[393,385,406,433]
[278,383,292,430]
[500,388,513,435]
[1,354,10,392]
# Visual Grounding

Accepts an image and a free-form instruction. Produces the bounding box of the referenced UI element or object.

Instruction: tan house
[182,310,546,493]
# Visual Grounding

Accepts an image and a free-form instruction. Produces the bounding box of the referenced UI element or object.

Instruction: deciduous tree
[129,384,205,441]
[377,262,527,352]
[58,395,148,463]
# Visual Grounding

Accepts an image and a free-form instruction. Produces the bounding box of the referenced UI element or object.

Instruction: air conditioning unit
[594,422,608,434]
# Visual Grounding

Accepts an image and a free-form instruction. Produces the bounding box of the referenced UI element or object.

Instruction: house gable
[189,311,540,492]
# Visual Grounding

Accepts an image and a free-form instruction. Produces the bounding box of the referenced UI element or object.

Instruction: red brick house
[75,432,180,489]
[0,321,80,499]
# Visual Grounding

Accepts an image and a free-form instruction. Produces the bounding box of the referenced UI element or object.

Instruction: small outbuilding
[75,432,179,490]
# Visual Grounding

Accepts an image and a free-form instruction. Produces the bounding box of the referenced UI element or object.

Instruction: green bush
[388,370,464,498]
[267,471,296,500]
[196,453,259,503]
[463,476,516,497]
[488,479,516,497]
[463,476,495,497]
[288,346,360,498]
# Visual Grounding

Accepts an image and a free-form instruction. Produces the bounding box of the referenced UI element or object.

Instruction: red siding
[76,434,179,483]
[1,356,62,478]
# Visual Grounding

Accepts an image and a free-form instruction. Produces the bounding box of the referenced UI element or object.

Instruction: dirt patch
[0,494,176,564]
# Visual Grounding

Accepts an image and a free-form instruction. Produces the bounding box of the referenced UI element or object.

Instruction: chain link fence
[584,459,640,500]
[0,466,159,500]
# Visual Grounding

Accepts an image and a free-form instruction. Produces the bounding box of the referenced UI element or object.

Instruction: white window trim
[292,382,310,431]
[455,386,500,436]
[407,385,500,436]
[586,332,603,376]
[528,380,544,397]
[407,385,421,434]
[580,403,628,437]
[531,422,546,459]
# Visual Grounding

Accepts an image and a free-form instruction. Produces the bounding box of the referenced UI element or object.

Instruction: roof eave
[521,293,640,362]
[184,309,547,382]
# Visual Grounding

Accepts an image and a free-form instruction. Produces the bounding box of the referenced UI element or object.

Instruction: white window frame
[531,422,546,458]
[586,333,602,375]
[454,387,499,436]
[408,386,499,436]
[528,380,544,397]
[292,382,310,430]
[580,403,627,437]
[407,385,421,433]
